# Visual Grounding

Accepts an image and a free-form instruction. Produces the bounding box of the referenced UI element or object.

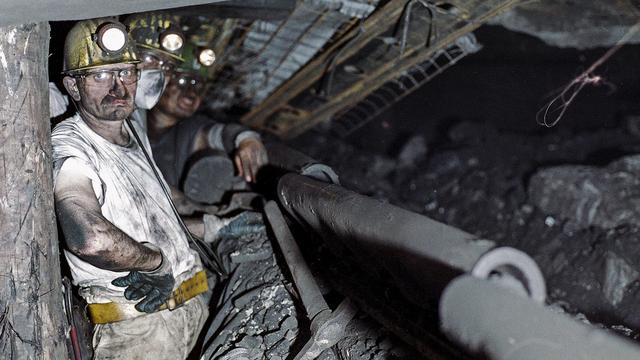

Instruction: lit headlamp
[198,48,216,67]
[95,22,128,54]
[160,29,184,53]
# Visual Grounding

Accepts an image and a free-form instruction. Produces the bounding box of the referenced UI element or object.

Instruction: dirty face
[156,72,206,119]
[64,63,138,121]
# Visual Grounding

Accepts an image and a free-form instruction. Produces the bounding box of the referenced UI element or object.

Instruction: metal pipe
[264,200,358,359]
[276,173,534,305]
[266,142,317,173]
[440,275,640,360]
[263,200,331,330]
[265,142,340,184]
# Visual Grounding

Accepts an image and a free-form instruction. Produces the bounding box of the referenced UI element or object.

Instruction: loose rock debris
[201,216,421,359]
[202,118,640,358]
[202,232,299,360]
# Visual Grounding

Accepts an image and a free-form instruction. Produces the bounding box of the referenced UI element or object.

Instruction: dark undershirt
[150,116,212,188]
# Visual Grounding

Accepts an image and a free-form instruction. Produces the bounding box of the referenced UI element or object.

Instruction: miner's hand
[112,260,175,313]
[234,137,268,183]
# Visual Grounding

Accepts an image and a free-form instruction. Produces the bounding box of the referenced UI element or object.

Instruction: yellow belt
[88,270,208,324]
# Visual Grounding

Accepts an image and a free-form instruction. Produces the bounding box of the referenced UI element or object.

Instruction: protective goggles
[74,68,140,87]
[140,52,177,73]
[172,73,207,92]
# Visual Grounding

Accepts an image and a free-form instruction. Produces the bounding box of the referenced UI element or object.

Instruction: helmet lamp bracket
[95,22,128,55]
[159,27,185,53]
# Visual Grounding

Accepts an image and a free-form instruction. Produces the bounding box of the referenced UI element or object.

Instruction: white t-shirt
[51,113,201,303]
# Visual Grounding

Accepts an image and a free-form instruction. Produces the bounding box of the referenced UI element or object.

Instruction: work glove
[204,211,266,243]
[220,211,265,239]
[112,248,175,313]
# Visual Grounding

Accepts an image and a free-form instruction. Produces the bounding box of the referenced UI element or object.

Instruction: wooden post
[0,23,68,359]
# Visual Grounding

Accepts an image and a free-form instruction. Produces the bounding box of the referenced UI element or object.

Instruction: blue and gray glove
[204,211,266,243]
[112,247,175,313]
[216,211,265,241]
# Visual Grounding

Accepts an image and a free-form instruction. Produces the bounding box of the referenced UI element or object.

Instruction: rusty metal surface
[241,0,408,129]
[330,32,481,137]
[242,0,522,138]
[206,0,377,112]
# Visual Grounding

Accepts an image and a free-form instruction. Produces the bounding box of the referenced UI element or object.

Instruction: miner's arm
[54,165,161,272]
[193,122,268,183]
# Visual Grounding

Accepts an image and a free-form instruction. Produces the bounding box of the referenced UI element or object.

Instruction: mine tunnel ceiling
[0,0,223,26]
[491,0,640,49]
[8,0,640,139]
[198,0,640,139]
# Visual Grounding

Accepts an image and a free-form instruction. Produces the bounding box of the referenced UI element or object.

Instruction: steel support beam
[281,0,522,138]
[264,200,331,329]
[241,0,408,129]
[173,0,296,21]
[242,0,523,138]
[0,0,226,27]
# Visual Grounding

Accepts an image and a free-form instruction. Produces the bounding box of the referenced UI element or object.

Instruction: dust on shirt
[51,113,201,303]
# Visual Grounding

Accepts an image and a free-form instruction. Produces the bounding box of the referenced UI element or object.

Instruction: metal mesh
[206,0,377,111]
[329,32,481,137]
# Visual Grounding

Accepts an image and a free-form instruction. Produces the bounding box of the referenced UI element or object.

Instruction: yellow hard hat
[176,42,216,79]
[63,18,139,74]
[125,12,185,62]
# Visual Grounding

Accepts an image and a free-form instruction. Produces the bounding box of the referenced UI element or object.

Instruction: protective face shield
[135,69,166,110]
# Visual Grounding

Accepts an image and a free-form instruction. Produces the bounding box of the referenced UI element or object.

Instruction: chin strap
[125,118,227,278]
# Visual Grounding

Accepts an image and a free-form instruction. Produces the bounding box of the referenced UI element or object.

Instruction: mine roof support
[0,22,69,359]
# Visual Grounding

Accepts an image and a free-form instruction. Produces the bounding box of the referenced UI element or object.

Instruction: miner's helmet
[176,42,216,79]
[125,12,185,62]
[63,18,139,74]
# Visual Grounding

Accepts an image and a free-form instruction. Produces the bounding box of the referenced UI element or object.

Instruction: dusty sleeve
[54,157,106,206]
[51,118,106,205]
[208,122,261,155]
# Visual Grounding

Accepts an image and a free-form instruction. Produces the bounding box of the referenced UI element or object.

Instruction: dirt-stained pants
[92,295,208,360]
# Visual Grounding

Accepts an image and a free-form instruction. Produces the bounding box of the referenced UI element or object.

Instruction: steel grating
[248,0,523,139]
[329,32,481,137]
[206,0,377,111]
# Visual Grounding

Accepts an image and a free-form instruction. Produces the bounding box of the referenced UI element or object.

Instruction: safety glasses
[74,68,140,87]
[141,53,176,75]
[172,73,207,93]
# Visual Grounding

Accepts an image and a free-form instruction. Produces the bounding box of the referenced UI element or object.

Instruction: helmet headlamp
[95,22,127,54]
[198,48,216,67]
[160,30,184,53]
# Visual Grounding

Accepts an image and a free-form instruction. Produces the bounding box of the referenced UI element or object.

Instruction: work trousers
[92,295,208,360]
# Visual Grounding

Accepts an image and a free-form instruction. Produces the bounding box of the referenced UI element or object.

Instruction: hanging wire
[399,0,439,55]
[319,20,366,97]
[536,21,640,127]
